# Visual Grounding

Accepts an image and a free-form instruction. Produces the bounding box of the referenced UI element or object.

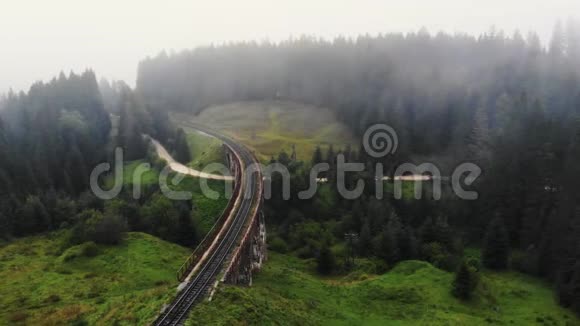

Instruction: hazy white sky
[1,0,579,93]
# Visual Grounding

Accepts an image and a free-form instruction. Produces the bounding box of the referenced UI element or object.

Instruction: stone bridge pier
[222,203,267,286]
[223,145,236,172]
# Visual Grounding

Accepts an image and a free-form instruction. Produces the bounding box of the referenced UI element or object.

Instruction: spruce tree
[326,145,335,166]
[317,245,336,275]
[16,196,50,235]
[325,145,336,183]
[569,263,580,314]
[377,228,400,265]
[549,20,566,58]
[452,261,479,300]
[468,104,491,167]
[482,217,510,270]
[358,221,372,256]
[65,143,88,194]
[312,145,323,165]
[118,93,147,161]
[399,227,418,260]
[173,128,191,164]
[0,211,11,239]
[277,150,291,166]
[176,202,198,247]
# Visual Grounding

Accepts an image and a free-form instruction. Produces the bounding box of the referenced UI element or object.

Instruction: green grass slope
[174,100,356,161]
[0,232,189,325]
[103,159,160,189]
[170,175,231,235]
[183,129,225,170]
[187,253,579,326]
[102,158,230,236]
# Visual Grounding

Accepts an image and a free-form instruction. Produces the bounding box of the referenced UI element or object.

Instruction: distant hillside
[174,100,355,161]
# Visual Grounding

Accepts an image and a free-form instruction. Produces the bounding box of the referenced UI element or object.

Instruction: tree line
[135,24,580,313]
[0,72,198,249]
[0,23,578,314]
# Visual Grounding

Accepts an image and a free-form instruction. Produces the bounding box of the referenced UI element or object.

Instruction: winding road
[150,137,233,181]
[153,123,262,326]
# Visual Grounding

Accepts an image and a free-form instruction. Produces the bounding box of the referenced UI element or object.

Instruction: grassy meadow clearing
[174,100,356,162]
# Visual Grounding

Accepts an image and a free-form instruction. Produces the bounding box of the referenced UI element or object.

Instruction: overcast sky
[1,0,579,93]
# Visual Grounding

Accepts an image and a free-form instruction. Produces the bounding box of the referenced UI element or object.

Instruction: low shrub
[268,236,289,253]
[80,242,99,257]
[8,312,28,323]
[45,294,61,303]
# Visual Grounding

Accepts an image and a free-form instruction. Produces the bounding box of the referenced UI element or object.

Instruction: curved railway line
[153,123,262,326]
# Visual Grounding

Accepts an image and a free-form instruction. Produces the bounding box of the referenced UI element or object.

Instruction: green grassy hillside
[0,232,189,325]
[174,100,356,161]
[169,175,230,235]
[187,253,579,326]
[102,158,230,236]
[183,129,225,170]
[103,159,160,189]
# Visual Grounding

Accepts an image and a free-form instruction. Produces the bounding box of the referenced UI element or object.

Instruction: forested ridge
[137,25,580,140]
[0,71,110,196]
[0,71,199,249]
[0,72,112,238]
[137,25,580,314]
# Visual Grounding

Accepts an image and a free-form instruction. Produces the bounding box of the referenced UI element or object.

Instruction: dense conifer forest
[0,72,198,248]
[1,23,580,318]
[136,26,580,314]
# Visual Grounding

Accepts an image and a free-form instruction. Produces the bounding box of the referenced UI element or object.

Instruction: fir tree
[317,245,336,275]
[452,260,479,300]
[377,227,400,265]
[173,128,191,164]
[176,201,198,247]
[482,217,510,270]
[326,145,335,166]
[358,221,372,256]
[312,145,323,165]
[468,104,491,166]
[399,227,419,261]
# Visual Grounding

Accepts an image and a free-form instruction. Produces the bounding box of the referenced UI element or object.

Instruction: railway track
[153,124,261,326]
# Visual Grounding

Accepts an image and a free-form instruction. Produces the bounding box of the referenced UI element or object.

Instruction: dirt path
[150,137,233,181]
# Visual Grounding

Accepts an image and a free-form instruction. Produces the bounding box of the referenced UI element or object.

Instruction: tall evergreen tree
[118,92,147,161]
[312,145,323,165]
[358,221,372,256]
[452,260,479,300]
[482,216,510,270]
[317,245,336,275]
[550,21,566,58]
[173,128,191,164]
[377,227,400,265]
[468,104,492,166]
[65,143,88,195]
[176,201,198,247]
[16,196,50,235]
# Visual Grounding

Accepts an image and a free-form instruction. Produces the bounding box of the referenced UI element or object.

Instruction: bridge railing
[176,148,242,282]
[221,148,264,284]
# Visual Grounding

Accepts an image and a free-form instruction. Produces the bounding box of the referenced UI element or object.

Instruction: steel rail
[153,123,261,326]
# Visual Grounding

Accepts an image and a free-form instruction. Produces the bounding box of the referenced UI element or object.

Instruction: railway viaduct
[154,124,266,326]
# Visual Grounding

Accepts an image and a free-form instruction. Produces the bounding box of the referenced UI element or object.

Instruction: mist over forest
[129,22,580,315]
[1,14,580,324]
[137,23,580,147]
